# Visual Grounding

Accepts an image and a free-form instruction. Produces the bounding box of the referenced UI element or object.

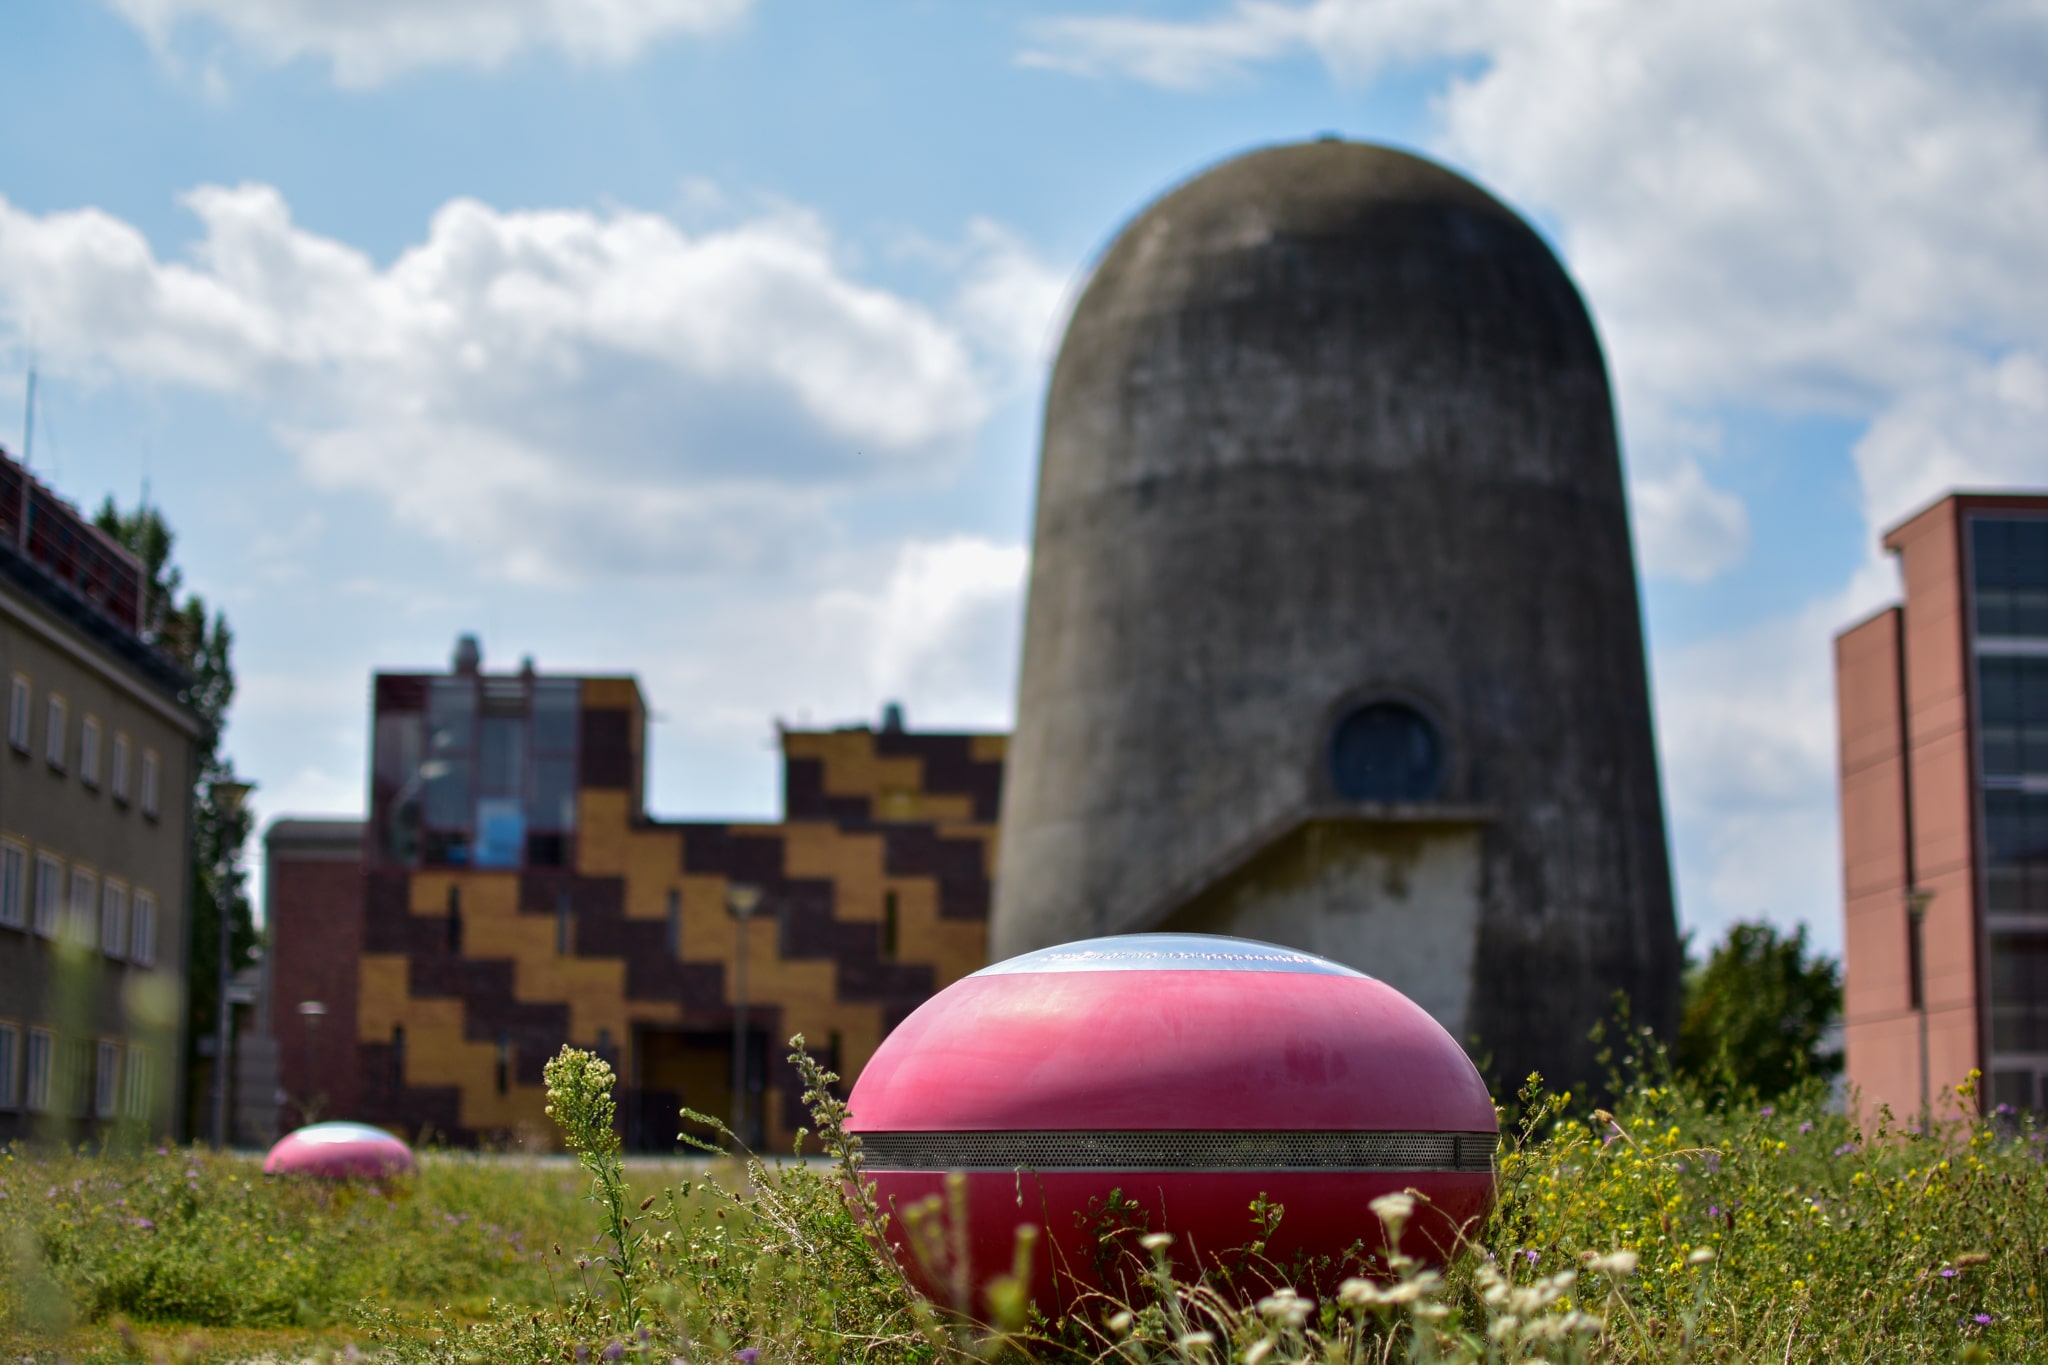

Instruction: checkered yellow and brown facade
[339,666,1002,1150]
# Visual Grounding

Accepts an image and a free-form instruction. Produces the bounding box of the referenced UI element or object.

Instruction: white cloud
[656,534,1027,772]
[110,0,753,87]
[1854,350,2048,534]
[1630,456,1749,585]
[1020,5,1306,90]
[0,184,1058,581]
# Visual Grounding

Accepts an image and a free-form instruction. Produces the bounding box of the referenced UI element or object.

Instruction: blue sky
[4,0,2046,953]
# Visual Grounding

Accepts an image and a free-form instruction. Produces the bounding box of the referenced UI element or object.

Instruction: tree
[93,499,253,1136]
[1676,919,1842,1103]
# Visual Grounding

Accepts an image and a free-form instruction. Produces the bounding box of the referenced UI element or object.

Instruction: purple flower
[603,1343,625,1362]
[1707,1206,1721,1219]
[1798,1122,1814,1134]
[1759,1107,1775,1118]
[1975,1314,1995,1325]
[1834,1142,1858,1157]
[1523,1249,1540,1266]
[575,1346,589,1364]
[736,1349,761,1364]
[1941,1268,1958,1279]
[155,1147,168,1156]
[130,1218,155,1231]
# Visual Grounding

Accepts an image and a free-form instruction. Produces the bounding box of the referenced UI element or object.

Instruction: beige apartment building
[1,448,201,1142]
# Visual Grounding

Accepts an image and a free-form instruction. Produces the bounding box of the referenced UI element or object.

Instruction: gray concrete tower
[992,141,1680,1088]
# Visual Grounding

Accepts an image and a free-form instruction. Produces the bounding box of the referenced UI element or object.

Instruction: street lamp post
[1907,887,1934,1127]
[210,779,254,1149]
[296,999,328,1125]
[725,883,763,1146]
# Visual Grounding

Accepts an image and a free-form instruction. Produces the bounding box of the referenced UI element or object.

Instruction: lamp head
[725,883,764,918]
[1907,887,1935,922]
[211,779,256,819]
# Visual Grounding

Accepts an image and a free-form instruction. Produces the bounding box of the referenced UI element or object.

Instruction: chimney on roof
[881,700,906,733]
[453,634,482,674]
[519,654,536,678]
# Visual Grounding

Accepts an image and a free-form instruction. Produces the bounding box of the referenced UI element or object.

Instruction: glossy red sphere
[845,934,1497,1315]
[263,1121,416,1179]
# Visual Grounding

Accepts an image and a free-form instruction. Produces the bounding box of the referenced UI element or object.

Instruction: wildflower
[1798,1121,1814,1133]
[1687,1248,1716,1265]
[735,1350,760,1365]
[1139,1231,1174,1251]
[129,1218,155,1231]
[602,1345,624,1362]
[1523,1249,1540,1266]
[1941,1268,1958,1279]
[1834,1142,1858,1156]
[1759,1106,1775,1118]
[1585,1250,1639,1276]
[1107,1311,1135,1334]
[1974,1313,1995,1325]
[1257,1289,1311,1326]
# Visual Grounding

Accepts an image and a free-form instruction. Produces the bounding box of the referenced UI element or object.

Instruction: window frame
[130,889,157,967]
[0,1020,19,1111]
[0,839,26,931]
[140,748,160,817]
[122,1044,151,1119]
[32,853,63,938]
[6,674,27,752]
[80,715,101,789]
[111,732,131,802]
[24,1028,53,1114]
[44,694,67,771]
[67,866,99,947]
[94,1040,121,1119]
[100,879,128,960]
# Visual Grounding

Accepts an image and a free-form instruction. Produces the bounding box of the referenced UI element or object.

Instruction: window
[33,853,62,937]
[1329,701,1444,803]
[390,1024,407,1098]
[45,695,67,770]
[555,886,572,955]
[882,890,900,958]
[67,867,99,946]
[6,675,27,751]
[666,888,682,956]
[140,749,159,817]
[95,1040,120,1118]
[446,884,463,953]
[62,1036,91,1116]
[495,1030,512,1095]
[100,880,128,959]
[24,1028,53,1113]
[123,1045,152,1119]
[80,716,101,788]
[0,840,25,930]
[111,733,130,801]
[0,1022,18,1109]
[130,891,157,967]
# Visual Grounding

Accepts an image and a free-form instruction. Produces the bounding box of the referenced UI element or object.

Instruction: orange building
[1837,492,2048,1121]
[267,639,1003,1150]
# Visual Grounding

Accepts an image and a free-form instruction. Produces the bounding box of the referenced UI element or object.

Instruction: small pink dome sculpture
[264,1121,416,1179]
[846,933,1498,1315]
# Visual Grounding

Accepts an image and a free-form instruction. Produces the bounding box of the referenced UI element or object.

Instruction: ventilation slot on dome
[855,1129,1496,1173]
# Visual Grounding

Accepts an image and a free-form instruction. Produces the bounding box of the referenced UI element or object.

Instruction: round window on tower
[1328,701,1443,803]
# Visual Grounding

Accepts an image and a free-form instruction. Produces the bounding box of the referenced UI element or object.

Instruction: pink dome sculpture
[845,934,1498,1316]
[263,1121,416,1179]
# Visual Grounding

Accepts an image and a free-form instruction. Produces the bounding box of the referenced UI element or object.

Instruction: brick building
[266,639,1002,1149]
[1837,492,2048,1120]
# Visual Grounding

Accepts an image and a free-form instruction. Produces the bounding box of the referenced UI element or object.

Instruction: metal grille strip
[854,1130,1497,1173]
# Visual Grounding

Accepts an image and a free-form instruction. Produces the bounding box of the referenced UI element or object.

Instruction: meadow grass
[4,1031,2046,1364]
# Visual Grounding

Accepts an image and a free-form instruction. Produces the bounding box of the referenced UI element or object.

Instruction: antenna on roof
[21,361,35,470]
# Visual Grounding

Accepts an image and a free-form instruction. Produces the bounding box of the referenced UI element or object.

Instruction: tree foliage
[93,498,253,1124]
[1675,919,1842,1103]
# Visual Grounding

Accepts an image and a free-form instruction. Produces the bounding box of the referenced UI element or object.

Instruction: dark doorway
[632,1026,765,1152]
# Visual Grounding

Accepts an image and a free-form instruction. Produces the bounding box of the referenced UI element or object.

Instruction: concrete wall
[0,580,198,1142]
[995,141,1680,1091]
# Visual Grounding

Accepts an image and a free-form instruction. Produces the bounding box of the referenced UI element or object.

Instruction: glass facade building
[1969,515,2048,1108]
